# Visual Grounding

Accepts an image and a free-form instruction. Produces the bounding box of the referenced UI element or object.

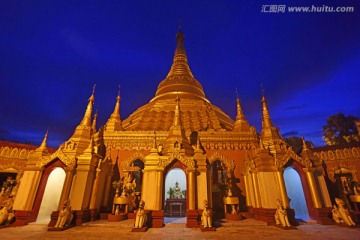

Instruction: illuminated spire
[92,107,98,133]
[79,85,95,127]
[261,87,273,129]
[105,85,123,131]
[302,137,309,151]
[235,88,245,120]
[166,27,194,79]
[39,129,48,149]
[233,88,252,132]
[173,94,181,126]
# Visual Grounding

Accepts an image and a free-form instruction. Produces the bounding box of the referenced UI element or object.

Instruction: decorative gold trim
[208,151,235,171]
[121,151,146,171]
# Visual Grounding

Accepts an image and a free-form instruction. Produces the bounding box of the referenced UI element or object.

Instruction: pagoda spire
[302,137,309,151]
[105,86,123,131]
[235,88,245,121]
[166,27,194,78]
[260,87,284,155]
[79,85,95,127]
[173,94,181,126]
[261,88,274,129]
[33,130,50,157]
[92,107,98,134]
[233,88,252,132]
[162,96,193,155]
[39,129,48,149]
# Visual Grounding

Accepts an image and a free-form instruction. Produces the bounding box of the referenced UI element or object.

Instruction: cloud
[282,131,299,138]
[283,105,304,111]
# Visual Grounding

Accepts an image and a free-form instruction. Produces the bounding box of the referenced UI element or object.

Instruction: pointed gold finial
[302,137,309,151]
[173,95,181,126]
[39,129,48,149]
[79,86,95,127]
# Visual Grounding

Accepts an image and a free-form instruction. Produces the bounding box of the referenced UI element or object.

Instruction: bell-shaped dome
[122,29,234,132]
[152,29,206,102]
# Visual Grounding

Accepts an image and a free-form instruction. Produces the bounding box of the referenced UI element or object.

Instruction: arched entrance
[163,160,187,223]
[37,167,66,222]
[284,167,310,221]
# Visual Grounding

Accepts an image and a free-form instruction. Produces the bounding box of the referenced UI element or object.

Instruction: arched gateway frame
[163,160,187,219]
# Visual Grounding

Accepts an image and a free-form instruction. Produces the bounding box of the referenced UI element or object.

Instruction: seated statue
[201,200,212,228]
[134,200,147,228]
[55,200,73,228]
[274,199,291,227]
[332,198,356,226]
[173,182,182,199]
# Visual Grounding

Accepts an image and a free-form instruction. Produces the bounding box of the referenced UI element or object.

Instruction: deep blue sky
[1,0,359,148]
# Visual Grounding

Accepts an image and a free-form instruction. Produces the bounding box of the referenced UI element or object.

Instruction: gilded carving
[121,152,146,171]
[208,151,235,171]
[275,148,312,168]
[49,149,76,167]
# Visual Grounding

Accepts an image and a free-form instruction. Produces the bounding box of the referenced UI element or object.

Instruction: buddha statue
[274,199,291,227]
[174,182,182,198]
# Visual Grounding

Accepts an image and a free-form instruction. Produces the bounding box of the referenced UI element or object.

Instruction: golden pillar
[156,170,164,210]
[276,170,290,208]
[102,170,113,209]
[251,172,261,208]
[187,170,196,210]
[243,174,252,207]
[304,168,322,208]
[58,168,75,210]
[89,167,101,209]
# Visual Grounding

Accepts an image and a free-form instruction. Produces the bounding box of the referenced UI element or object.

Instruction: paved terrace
[1,218,359,240]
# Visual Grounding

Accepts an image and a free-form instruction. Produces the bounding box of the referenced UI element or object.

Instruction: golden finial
[302,137,309,151]
[236,87,239,99]
[92,84,96,95]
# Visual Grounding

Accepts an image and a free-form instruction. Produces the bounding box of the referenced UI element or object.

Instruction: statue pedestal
[151,210,164,228]
[186,210,200,228]
[131,226,148,232]
[225,213,243,221]
[48,224,74,231]
[200,226,216,231]
[108,213,127,222]
[272,224,297,230]
[164,198,186,217]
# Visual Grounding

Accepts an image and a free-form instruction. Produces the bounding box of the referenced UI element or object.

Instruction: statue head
[139,200,145,208]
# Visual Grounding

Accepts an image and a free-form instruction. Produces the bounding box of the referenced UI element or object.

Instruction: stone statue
[332,198,356,226]
[274,199,291,227]
[134,200,147,228]
[0,206,9,225]
[174,182,182,198]
[201,200,212,228]
[55,200,73,228]
[231,204,238,215]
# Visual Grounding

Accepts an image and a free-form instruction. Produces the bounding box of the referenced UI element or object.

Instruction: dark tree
[322,113,359,145]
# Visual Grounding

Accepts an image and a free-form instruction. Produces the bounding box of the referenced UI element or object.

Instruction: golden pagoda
[3,28,335,229]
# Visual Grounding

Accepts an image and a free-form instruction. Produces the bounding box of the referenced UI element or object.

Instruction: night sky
[1,0,359,148]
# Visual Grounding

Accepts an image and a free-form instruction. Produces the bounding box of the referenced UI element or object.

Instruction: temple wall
[257,172,280,209]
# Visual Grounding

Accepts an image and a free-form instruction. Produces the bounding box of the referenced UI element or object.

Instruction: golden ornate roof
[122,29,235,132]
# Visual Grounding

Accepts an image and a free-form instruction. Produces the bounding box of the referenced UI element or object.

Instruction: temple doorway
[164,167,186,223]
[36,167,66,222]
[211,160,228,219]
[284,167,310,222]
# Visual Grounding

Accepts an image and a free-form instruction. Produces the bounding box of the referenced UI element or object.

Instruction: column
[188,170,196,210]
[276,170,290,208]
[243,174,252,207]
[304,169,322,208]
[251,172,261,208]
[58,169,75,210]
